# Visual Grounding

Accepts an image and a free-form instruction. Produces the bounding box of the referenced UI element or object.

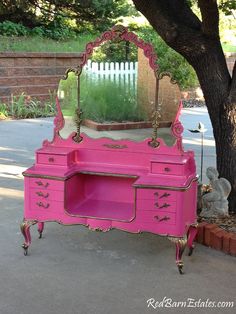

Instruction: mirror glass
[57,39,182,145]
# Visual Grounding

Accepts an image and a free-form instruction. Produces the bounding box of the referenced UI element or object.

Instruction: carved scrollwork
[171,121,184,139]
[157,71,177,84]
[43,97,65,147]
[62,66,83,80]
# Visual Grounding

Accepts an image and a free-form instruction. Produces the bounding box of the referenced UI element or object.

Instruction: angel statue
[200,167,231,218]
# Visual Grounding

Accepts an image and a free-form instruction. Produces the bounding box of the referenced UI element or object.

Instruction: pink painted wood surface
[22,57,197,241]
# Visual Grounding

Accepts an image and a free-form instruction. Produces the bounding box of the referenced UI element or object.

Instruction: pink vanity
[21,26,198,274]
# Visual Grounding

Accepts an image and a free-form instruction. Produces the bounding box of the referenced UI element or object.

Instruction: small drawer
[37,153,68,166]
[151,162,184,175]
[30,188,64,202]
[137,188,177,201]
[136,210,176,225]
[136,198,176,212]
[30,199,64,212]
[29,178,64,191]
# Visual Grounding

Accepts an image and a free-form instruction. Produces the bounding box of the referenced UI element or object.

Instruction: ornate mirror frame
[50,25,183,150]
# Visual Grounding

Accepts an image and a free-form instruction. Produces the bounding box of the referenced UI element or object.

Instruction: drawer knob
[154,215,170,222]
[36,191,49,198]
[164,167,171,172]
[154,202,159,208]
[36,201,50,209]
[48,157,54,162]
[160,192,170,199]
[35,181,49,188]
[159,203,170,209]
[154,192,159,197]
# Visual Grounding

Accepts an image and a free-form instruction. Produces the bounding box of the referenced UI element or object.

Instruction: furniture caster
[188,246,194,256]
[177,262,184,275]
[22,244,28,256]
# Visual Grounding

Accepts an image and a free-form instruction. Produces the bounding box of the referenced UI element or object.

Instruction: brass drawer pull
[154,192,159,197]
[36,202,50,209]
[160,192,170,199]
[35,181,49,188]
[159,203,170,209]
[36,191,49,198]
[48,157,54,162]
[154,215,170,222]
[154,202,159,208]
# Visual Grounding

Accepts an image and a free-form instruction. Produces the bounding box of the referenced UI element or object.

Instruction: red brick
[211,229,225,251]
[229,235,236,256]
[222,232,233,254]
[204,224,218,247]
[196,222,208,244]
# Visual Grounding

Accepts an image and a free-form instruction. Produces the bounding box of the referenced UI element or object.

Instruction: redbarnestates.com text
[147,297,234,309]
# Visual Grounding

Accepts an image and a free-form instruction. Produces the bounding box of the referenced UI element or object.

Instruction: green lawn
[0,34,97,53]
[222,43,236,53]
[0,35,235,53]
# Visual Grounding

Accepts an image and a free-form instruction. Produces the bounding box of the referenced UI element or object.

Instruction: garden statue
[200,167,231,218]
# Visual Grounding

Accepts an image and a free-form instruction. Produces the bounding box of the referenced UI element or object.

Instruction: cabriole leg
[20,220,37,256]
[168,236,187,275]
[187,224,198,256]
[37,222,44,239]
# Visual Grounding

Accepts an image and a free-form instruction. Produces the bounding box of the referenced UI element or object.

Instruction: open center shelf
[65,173,137,221]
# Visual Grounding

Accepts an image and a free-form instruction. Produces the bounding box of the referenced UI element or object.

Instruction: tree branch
[198,0,219,37]
[132,0,205,57]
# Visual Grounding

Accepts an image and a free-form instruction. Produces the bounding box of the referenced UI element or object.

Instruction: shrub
[80,76,147,123]
[1,93,56,119]
[0,21,29,36]
[137,27,198,89]
[58,72,147,123]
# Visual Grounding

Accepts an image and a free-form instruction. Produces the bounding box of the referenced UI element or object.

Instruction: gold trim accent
[79,171,138,178]
[23,172,67,181]
[134,177,198,191]
[22,219,189,238]
[103,144,128,149]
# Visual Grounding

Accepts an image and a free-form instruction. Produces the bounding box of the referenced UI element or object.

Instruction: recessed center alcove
[65,173,137,221]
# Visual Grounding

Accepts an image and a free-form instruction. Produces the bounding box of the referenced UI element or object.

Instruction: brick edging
[82,119,171,131]
[196,222,236,256]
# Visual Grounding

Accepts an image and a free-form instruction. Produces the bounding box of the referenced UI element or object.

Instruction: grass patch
[222,43,236,53]
[0,34,97,53]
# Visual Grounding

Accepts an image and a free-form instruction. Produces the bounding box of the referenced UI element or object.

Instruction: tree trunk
[132,0,236,212]
[214,103,236,212]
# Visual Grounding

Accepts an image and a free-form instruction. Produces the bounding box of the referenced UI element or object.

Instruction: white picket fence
[83,60,138,92]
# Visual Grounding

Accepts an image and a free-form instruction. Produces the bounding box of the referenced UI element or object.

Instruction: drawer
[29,178,64,191]
[151,162,184,175]
[136,210,176,225]
[136,198,176,212]
[137,188,177,201]
[30,199,64,212]
[37,153,68,165]
[30,188,64,202]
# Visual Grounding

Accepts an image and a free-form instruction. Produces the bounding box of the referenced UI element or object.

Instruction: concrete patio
[0,107,235,314]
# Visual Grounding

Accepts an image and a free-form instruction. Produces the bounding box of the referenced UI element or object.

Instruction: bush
[80,76,147,123]
[58,72,147,123]
[0,21,29,36]
[137,27,198,89]
[0,20,77,40]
